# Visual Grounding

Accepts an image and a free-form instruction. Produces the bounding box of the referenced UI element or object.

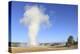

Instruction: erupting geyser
[20,5,51,46]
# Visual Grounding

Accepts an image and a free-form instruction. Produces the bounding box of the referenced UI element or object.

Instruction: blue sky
[10,1,78,43]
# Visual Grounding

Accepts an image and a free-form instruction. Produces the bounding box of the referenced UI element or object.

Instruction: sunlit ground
[9,45,78,53]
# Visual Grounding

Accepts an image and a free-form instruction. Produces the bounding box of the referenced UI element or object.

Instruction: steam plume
[20,5,51,46]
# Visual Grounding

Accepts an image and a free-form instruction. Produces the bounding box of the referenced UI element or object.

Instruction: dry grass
[9,46,77,53]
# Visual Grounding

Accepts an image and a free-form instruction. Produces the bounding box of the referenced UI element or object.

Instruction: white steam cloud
[20,5,51,46]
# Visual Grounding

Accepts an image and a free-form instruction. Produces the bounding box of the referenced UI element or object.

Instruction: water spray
[20,5,51,46]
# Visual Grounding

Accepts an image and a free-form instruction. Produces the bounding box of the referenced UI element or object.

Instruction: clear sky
[10,1,78,43]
